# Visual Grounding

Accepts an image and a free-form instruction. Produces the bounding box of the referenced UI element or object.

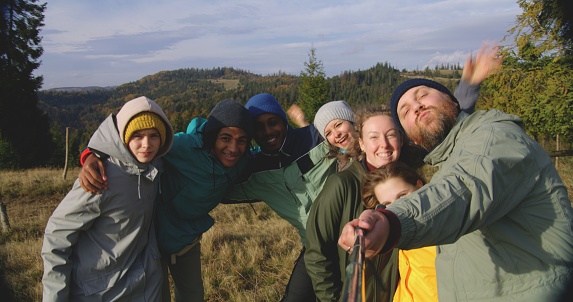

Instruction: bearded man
[338,78,573,302]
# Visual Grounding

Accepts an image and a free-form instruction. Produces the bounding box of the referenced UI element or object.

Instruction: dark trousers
[161,241,204,302]
[280,248,316,302]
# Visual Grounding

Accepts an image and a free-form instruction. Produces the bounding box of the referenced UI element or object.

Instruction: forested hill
[37,64,462,165]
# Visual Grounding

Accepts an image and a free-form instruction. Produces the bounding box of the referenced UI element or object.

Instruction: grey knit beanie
[313,100,355,139]
[203,99,253,147]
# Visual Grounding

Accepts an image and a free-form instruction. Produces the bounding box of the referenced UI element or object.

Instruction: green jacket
[387,110,573,301]
[225,141,337,245]
[305,160,399,302]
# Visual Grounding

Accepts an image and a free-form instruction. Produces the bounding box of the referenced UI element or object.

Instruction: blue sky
[35,0,521,89]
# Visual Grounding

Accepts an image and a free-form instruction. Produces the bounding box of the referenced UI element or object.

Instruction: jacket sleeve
[41,180,102,302]
[222,177,261,204]
[79,148,91,166]
[304,174,347,302]
[389,118,542,249]
[162,133,207,214]
[454,79,480,114]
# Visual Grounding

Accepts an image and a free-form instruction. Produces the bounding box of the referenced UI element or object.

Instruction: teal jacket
[224,124,337,245]
[225,139,337,245]
[387,110,573,301]
[157,117,250,255]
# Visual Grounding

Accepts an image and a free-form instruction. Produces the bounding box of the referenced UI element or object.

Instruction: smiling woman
[304,106,403,302]
[313,100,357,171]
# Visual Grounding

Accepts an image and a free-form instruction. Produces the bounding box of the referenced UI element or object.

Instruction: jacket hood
[88,115,144,169]
[116,96,174,158]
[88,96,174,167]
[186,117,208,148]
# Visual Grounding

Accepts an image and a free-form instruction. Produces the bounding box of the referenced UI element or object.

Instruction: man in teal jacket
[339,78,573,301]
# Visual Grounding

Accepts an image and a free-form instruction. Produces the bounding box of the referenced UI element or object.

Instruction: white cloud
[36,0,521,88]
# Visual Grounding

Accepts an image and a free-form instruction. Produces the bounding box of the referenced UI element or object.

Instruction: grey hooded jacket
[41,96,173,301]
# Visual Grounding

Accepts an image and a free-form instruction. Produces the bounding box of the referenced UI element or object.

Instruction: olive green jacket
[305,160,399,302]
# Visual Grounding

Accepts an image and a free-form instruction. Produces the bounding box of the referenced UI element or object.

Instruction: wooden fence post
[62,127,69,180]
[548,150,573,157]
[0,193,10,232]
[556,134,560,169]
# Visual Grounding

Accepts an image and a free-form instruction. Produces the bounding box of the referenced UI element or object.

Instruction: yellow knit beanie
[123,112,167,147]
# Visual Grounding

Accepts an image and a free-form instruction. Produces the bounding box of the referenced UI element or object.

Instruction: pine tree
[509,0,573,65]
[297,47,329,122]
[0,0,52,168]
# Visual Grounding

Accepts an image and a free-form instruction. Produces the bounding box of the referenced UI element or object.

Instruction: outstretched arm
[338,210,390,259]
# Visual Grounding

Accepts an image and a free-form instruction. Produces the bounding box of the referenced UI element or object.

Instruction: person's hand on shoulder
[79,153,108,194]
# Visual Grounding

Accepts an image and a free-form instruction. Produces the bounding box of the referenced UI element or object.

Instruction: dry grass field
[0,168,300,301]
[0,157,572,301]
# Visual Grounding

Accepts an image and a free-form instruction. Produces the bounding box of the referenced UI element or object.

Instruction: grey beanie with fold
[313,100,355,139]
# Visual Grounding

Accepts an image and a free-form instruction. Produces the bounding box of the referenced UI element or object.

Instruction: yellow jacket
[393,246,438,302]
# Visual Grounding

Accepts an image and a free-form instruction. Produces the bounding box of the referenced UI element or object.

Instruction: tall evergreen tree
[509,0,573,65]
[0,0,52,168]
[297,47,329,122]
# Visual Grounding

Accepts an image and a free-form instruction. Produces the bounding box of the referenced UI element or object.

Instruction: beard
[406,103,459,151]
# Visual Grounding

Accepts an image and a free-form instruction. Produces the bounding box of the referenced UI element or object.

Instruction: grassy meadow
[0,168,301,301]
[0,157,572,301]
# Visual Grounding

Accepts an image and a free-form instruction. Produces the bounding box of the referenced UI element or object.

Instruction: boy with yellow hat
[41,96,173,301]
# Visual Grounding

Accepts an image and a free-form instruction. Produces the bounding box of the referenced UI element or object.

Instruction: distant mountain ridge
[47,86,117,92]
[37,64,461,164]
